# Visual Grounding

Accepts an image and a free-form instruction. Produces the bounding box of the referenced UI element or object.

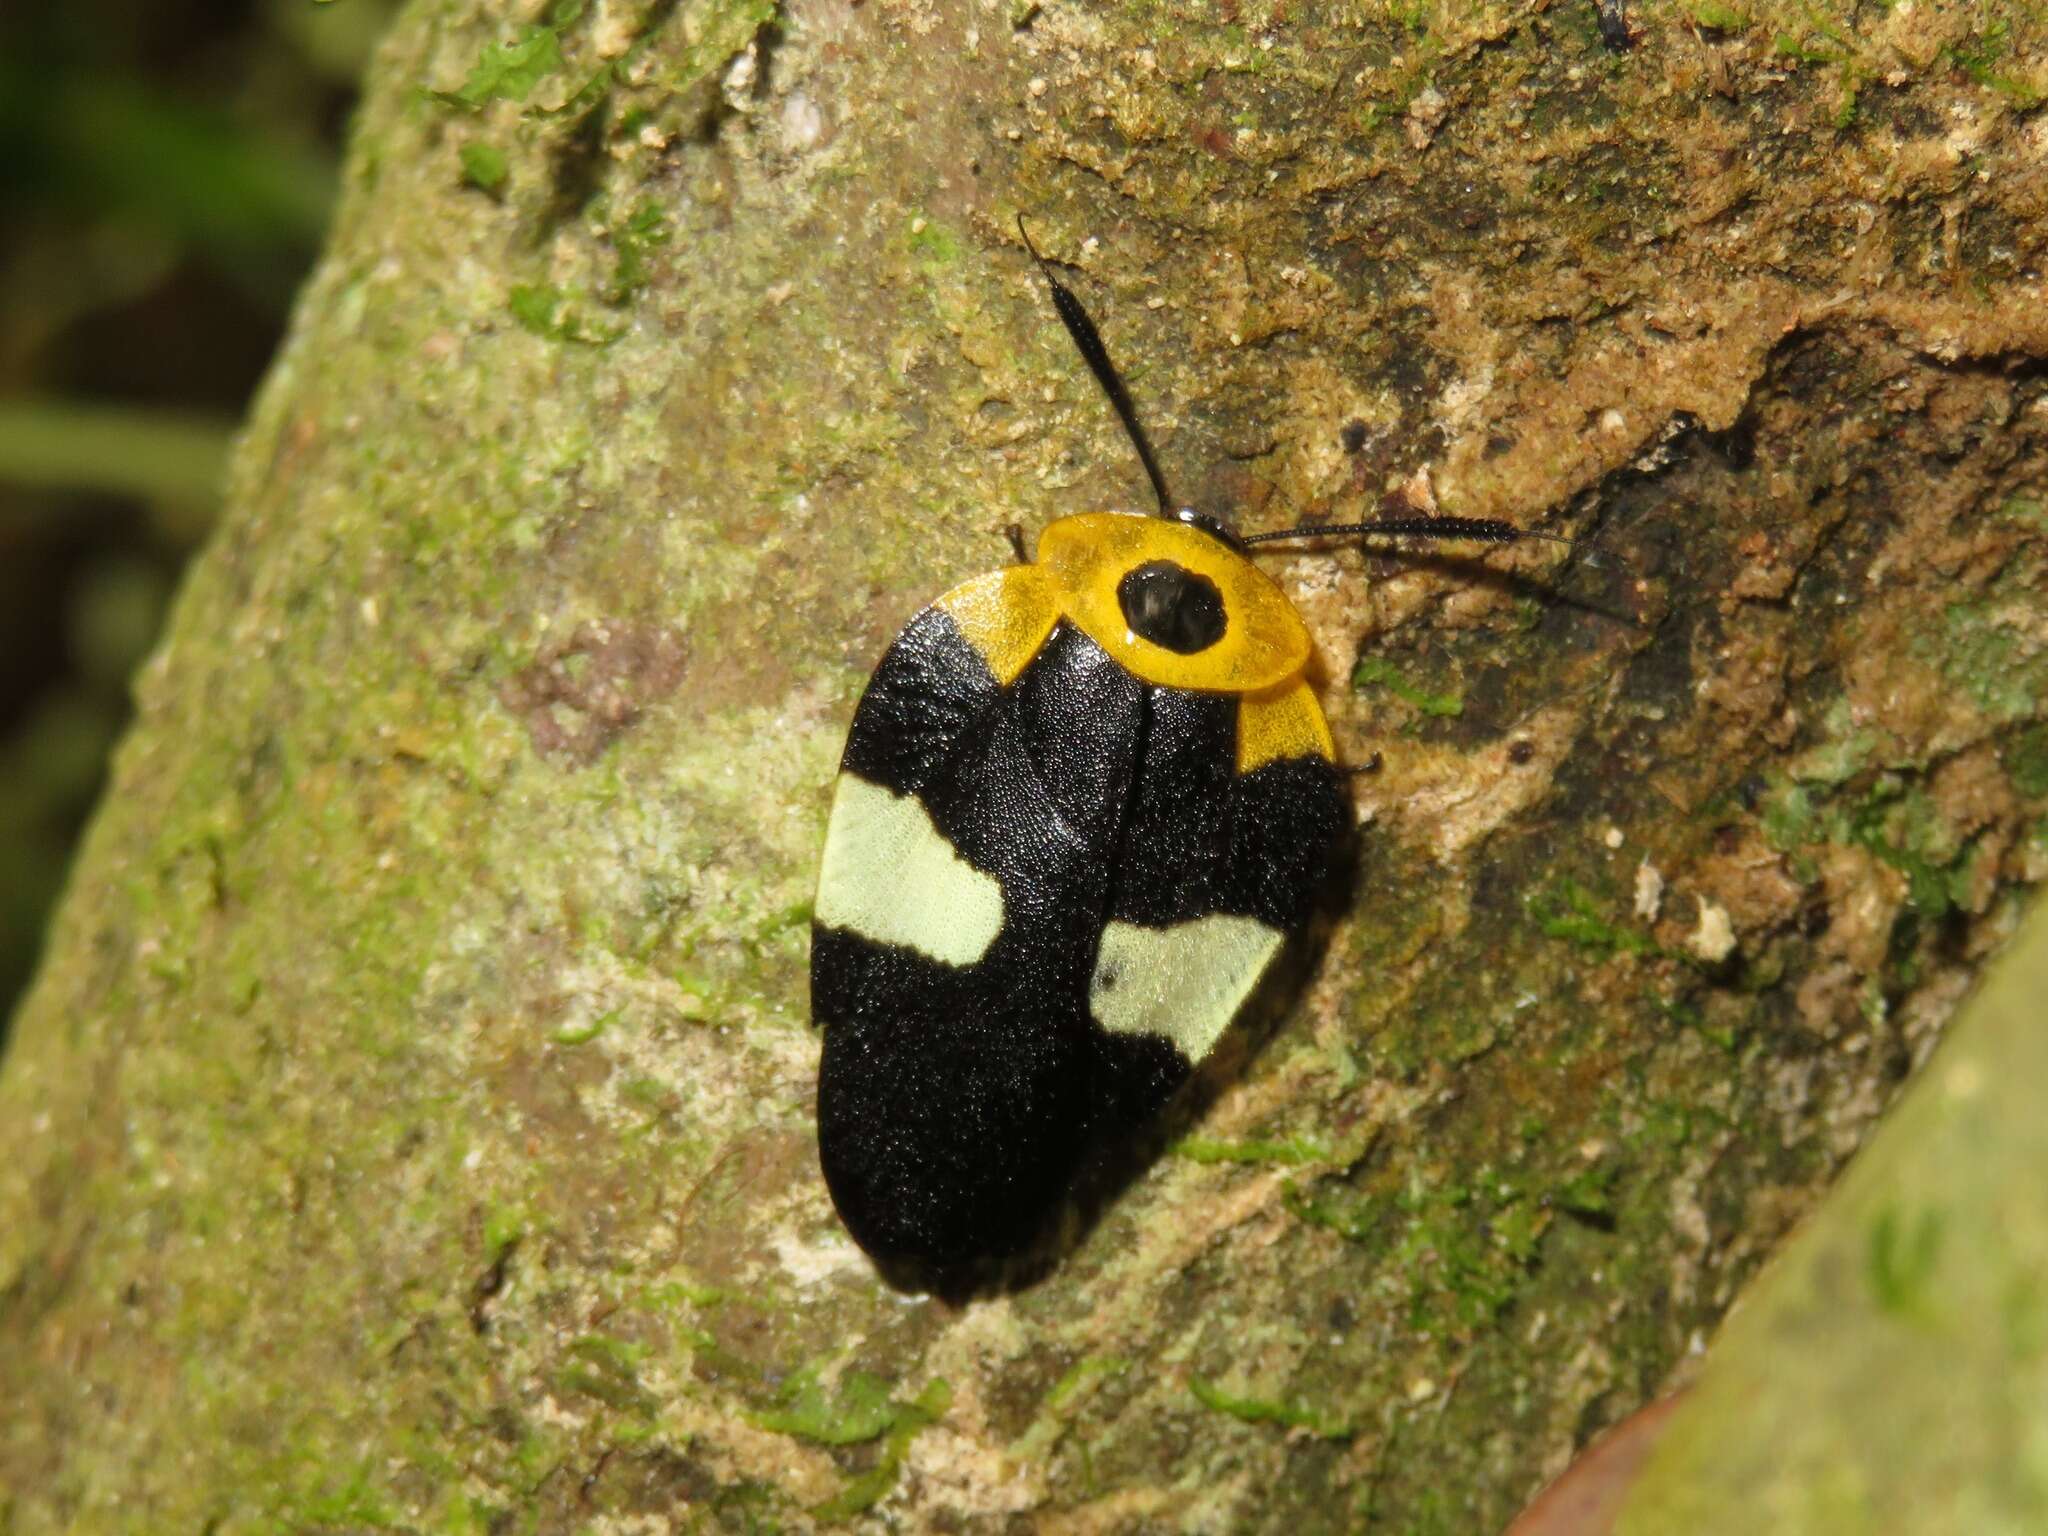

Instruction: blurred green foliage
[0,0,396,1038]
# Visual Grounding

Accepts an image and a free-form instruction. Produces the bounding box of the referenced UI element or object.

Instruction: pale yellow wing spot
[1237,678,1336,773]
[1089,915,1285,1064]
[814,774,1004,966]
[934,565,1059,686]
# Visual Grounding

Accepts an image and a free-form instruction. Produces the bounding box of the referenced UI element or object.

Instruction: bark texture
[3,1,2046,1531]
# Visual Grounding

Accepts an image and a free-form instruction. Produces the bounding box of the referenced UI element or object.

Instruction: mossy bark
[3,2,2045,1531]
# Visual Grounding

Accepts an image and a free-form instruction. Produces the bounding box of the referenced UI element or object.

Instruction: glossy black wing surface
[814,612,1344,1278]
[1088,685,1347,1079]
[815,616,1153,1273]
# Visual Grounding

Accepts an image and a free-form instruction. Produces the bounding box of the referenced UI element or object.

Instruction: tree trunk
[3,1,2045,1530]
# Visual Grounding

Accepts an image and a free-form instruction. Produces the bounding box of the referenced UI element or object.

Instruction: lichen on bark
[2,1,2046,1532]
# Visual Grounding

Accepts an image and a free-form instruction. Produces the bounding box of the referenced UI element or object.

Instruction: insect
[812,218,1577,1287]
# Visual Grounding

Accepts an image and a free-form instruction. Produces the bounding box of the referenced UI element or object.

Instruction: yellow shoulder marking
[933,565,1059,686]
[1237,677,1335,773]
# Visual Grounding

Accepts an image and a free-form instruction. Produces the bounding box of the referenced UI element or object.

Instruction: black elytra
[810,216,1591,1290]
[814,614,1343,1278]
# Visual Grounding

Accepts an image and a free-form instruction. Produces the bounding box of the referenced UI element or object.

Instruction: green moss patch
[1189,1377,1353,1440]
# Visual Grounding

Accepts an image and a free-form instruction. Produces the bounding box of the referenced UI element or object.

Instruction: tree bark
[3,1,2045,1530]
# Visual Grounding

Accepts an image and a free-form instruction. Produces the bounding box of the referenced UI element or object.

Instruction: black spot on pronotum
[1508,739,1535,765]
[1340,419,1369,454]
[1117,560,1227,654]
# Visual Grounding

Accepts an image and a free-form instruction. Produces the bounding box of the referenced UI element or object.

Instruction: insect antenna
[1016,218,1625,581]
[1242,514,1614,571]
[1018,214,1174,518]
